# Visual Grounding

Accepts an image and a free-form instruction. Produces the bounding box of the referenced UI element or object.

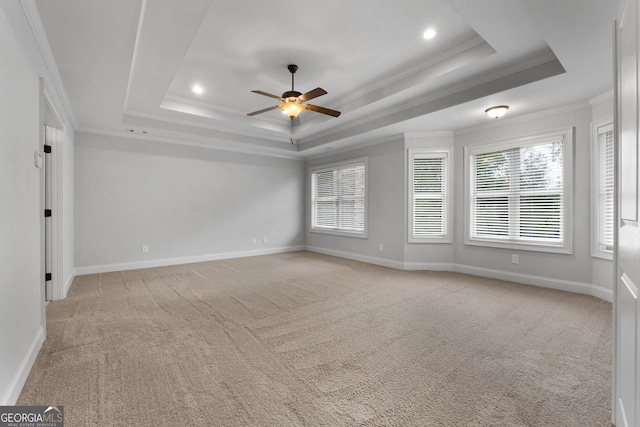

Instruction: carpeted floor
[18,251,612,426]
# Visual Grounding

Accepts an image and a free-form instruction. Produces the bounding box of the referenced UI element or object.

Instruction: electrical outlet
[379,243,384,251]
[252,237,257,244]
[142,245,149,254]
[511,254,519,264]
[263,237,268,244]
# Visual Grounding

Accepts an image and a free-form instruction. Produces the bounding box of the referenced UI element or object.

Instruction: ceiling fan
[247,64,341,121]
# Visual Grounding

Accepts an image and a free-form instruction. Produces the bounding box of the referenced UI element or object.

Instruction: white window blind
[311,160,366,235]
[469,135,566,248]
[597,125,614,252]
[409,151,449,241]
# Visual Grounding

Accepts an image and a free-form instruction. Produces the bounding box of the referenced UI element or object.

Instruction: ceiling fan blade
[298,87,327,102]
[251,90,284,101]
[247,105,280,116]
[305,104,341,117]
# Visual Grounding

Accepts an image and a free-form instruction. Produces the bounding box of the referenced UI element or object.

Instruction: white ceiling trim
[122,111,301,154]
[297,51,565,150]
[160,96,290,135]
[122,0,147,113]
[123,109,292,145]
[77,126,303,160]
[588,90,613,107]
[331,35,495,113]
[302,134,405,162]
[19,0,78,129]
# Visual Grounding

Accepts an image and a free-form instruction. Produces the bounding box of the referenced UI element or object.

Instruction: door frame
[41,86,66,301]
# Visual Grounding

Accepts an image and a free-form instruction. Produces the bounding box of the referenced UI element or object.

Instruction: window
[310,158,367,237]
[465,128,573,253]
[591,121,614,259]
[408,149,451,242]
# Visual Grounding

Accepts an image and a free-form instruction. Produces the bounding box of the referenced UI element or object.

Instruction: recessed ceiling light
[191,84,204,95]
[423,28,437,40]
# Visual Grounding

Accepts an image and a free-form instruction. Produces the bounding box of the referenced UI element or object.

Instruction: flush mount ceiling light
[485,105,509,119]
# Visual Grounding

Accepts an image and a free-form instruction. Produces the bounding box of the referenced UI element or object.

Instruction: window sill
[591,250,613,261]
[465,238,572,254]
[408,237,452,244]
[310,228,368,239]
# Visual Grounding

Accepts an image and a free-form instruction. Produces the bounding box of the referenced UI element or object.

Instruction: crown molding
[404,131,455,138]
[589,90,613,107]
[76,127,303,160]
[19,0,78,129]
[301,133,404,161]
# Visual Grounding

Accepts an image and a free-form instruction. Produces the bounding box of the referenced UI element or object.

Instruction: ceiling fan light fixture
[248,64,340,119]
[280,101,305,118]
[485,105,509,119]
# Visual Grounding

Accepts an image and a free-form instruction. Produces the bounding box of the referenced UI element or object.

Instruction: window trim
[464,127,574,254]
[591,118,614,260]
[407,148,452,243]
[309,157,368,239]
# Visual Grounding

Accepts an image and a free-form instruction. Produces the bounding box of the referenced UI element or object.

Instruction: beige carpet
[18,251,612,426]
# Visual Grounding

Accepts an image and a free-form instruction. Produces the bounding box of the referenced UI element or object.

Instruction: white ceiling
[34,0,619,158]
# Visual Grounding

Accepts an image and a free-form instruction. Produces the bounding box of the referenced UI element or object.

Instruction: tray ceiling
[34,0,618,157]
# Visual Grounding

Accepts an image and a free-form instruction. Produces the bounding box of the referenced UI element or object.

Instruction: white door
[615,0,640,425]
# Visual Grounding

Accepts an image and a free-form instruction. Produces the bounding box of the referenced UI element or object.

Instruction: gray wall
[305,138,407,266]
[305,105,606,297]
[74,132,305,270]
[0,6,45,404]
[453,106,594,285]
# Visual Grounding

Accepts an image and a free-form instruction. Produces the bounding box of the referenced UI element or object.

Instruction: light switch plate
[34,151,43,168]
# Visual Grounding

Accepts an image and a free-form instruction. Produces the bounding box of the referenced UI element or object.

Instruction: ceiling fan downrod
[288,64,298,91]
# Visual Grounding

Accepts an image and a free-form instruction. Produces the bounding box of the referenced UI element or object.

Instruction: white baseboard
[74,246,306,275]
[403,262,455,271]
[455,264,598,298]
[305,246,406,270]
[591,284,613,303]
[73,245,613,303]
[61,271,74,299]
[304,247,611,302]
[1,326,45,405]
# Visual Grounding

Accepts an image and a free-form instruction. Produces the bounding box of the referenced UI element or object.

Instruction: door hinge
[44,209,52,217]
[45,273,52,281]
[44,145,52,153]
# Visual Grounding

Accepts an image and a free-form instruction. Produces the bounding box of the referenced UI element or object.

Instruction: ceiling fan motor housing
[282,90,302,99]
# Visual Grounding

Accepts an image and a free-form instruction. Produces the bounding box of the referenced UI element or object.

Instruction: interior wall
[453,106,595,291]
[304,137,407,267]
[1,1,76,301]
[0,5,46,404]
[74,132,305,272]
[304,105,608,300]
